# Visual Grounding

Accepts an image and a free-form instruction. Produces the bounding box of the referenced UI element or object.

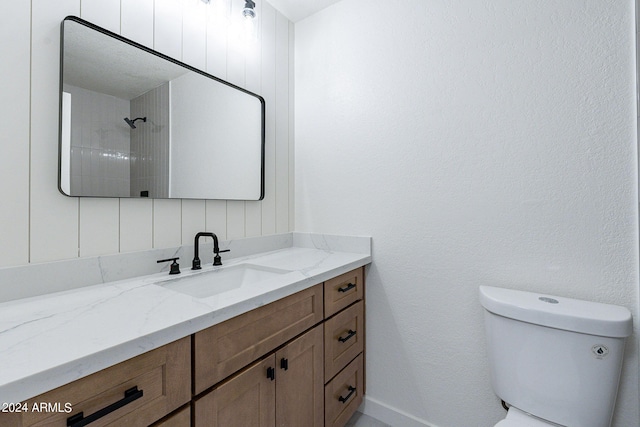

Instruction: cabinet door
[194,356,276,427]
[151,406,190,427]
[194,284,323,394]
[275,326,324,427]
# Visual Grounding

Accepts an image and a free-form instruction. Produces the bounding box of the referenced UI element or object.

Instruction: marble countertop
[0,233,371,402]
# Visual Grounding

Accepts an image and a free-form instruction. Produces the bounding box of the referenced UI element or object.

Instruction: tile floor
[345,411,391,427]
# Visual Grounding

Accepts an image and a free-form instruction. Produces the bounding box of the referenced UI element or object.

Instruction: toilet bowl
[479,285,632,427]
[495,407,561,427]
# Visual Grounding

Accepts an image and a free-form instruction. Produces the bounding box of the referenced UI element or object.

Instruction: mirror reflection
[59,16,265,200]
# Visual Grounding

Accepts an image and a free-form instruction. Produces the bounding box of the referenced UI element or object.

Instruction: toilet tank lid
[479,286,632,338]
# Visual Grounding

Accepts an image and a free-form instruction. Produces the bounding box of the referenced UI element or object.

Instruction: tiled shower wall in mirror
[0,0,294,267]
[64,84,131,197]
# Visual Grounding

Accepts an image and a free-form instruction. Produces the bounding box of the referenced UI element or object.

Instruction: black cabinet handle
[337,283,356,293]
[267,367,275,381]
[67,386,143,427]
[338,386,356,403]
[280,358,288,371]
[338,329,356,343]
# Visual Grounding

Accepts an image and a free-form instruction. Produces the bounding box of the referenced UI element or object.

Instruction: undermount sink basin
[158,264,291,298]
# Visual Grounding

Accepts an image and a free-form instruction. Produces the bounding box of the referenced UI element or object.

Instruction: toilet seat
[494,407,561,427]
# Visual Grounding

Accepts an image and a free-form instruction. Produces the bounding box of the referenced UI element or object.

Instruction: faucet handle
[213,249,230,266]
[157,257,180,275]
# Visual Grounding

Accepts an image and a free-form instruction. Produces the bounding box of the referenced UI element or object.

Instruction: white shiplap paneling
[118,0,155,253]
[3,0,293,270]
[79,198,120,257]
[30,0,80,263]
[80,0,120,33]
[260,2,277,236]
[244,0,264,238]
[153,199,182,248]
[78,0,121,257]
[225,0,249,240]
[154,0,183,59]
[275,11,290,233]
[120,198,153,252]
[182,1,207,69]
[0,1,30,267]
[121,0,154,46]
[181,199,206,245]
[152,0,185,250]
[204,1,230,239]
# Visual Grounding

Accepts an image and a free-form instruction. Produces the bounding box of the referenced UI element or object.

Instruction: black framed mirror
[59,16,265,200]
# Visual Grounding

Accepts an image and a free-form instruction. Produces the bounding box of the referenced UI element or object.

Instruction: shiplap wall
[0,0,293,267]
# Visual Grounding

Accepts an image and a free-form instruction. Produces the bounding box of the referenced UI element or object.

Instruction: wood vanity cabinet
[4,266,366,427]
[193,267,366,427]
[194,325,324,427]
[323,268,365,427]
[0,337,190,427]
[193,284,324,395]
[150,406,190,427]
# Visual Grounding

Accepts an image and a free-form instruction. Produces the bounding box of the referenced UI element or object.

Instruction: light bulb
[242,0,256,19]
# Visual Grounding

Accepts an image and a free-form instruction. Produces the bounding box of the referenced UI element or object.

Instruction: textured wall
[295,1,639,426]
[0,0,294,267]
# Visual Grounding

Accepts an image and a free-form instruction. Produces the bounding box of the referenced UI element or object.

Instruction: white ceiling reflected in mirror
[267,0,343,22]
[59,16,265,200]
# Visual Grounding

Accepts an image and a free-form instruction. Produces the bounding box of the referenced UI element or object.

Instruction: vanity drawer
[7,337,190,427]
[325,354,364,427]
[324,268,364,318]
[324,300,364,382]
[194,284,323,394]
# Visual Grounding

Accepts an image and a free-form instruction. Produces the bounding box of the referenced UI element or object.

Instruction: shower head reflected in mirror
[124,117,147,129]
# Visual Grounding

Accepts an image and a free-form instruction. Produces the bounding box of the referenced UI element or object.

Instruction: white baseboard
[360,396,438,427]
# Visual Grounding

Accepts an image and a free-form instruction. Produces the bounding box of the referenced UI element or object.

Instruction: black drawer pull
[338,329,356,343]
[267,367,275,381]
[280,358,289,371]
[338,386,356,403]
[67,386,143,427]
[337,283,356,293]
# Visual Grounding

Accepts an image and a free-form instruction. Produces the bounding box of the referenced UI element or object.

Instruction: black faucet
[157,257,180,275]
[192,232,230,270]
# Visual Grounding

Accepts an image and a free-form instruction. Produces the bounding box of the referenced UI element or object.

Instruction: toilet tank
[479,286,632,427]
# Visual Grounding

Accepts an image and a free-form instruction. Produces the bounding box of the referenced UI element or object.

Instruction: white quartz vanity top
[0,235,371,402]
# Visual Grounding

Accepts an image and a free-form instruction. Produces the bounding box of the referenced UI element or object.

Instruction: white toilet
[479,286,632,427]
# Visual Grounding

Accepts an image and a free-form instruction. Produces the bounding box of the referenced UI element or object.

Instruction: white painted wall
[295,1,639,426]
[0,0,293,269]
